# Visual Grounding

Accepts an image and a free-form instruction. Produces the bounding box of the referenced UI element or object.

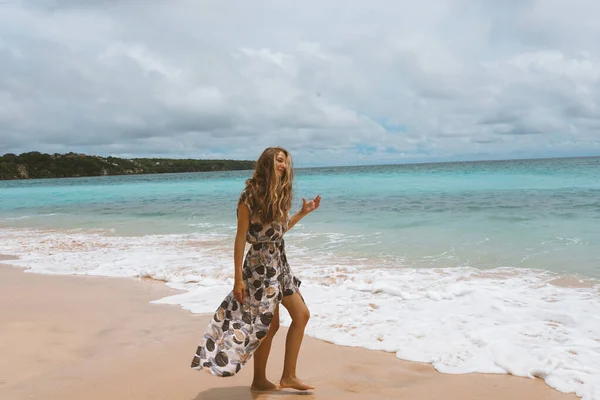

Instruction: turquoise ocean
[1,156,600,399]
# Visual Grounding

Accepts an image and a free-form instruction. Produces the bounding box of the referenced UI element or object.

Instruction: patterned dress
[190,190,302,377]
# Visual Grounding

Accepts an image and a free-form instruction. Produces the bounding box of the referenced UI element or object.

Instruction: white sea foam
[1,213,58,222]
[1,227,599,400]
[3,215,32,221]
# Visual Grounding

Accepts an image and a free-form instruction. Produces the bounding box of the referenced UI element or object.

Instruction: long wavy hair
[243,147,294,224]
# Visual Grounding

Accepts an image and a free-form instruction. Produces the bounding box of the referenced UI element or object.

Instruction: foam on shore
[1,227,599,399]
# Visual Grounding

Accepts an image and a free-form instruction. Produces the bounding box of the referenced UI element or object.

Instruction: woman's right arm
[233,202,250,304]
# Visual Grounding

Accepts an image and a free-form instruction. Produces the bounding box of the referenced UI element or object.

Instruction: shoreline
[0,255,580,400]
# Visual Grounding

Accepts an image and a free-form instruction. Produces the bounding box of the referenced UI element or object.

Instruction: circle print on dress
[242,312,252,324]
[214,308,225,322]
[206,338,215,352]
[233,329,246,344]
[260,312,274,326]
[266,286,277,298]
[256,330,267,340]
[215,351,229,367]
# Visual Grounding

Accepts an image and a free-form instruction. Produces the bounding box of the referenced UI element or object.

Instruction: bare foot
[279,376,315,391]
[250,379,279,392]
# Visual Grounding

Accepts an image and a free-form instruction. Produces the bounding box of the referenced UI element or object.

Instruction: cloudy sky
[1,0,599,166]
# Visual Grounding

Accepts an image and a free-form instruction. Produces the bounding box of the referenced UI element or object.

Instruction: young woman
[191,147,321,391]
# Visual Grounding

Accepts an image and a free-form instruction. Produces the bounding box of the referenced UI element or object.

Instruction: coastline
[0,255,580,400]
[0,152,254,180]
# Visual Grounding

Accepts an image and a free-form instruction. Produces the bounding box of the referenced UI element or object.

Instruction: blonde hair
[243,147,294,224]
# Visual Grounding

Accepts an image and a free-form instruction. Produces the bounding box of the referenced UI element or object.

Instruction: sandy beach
[0,256,580,400]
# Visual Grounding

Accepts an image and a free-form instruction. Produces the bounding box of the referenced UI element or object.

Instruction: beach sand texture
[0,258,580,400]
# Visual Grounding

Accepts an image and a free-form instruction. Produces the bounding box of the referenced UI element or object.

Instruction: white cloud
[0,0,599,166]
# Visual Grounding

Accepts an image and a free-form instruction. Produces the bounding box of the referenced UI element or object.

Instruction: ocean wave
[1,227,599,399]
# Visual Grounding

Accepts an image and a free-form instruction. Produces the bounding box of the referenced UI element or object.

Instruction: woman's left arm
[287,195,321,231]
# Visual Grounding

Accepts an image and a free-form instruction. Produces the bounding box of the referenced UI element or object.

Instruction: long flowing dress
[190,190,302,377]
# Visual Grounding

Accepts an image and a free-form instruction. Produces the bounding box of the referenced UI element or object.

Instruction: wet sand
[0,256,579,400]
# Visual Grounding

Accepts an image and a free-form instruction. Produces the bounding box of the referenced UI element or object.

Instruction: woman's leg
[251,303,280,391]
[280,292,314,390]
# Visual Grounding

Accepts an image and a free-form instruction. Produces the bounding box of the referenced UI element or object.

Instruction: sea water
[1,156,599,399]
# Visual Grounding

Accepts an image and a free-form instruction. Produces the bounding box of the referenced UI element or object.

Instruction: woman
[191,147,321,392]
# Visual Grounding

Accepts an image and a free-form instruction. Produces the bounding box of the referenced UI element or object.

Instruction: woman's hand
[301,194,321,215]
[233,279,246,304]
[288,194,322,231]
